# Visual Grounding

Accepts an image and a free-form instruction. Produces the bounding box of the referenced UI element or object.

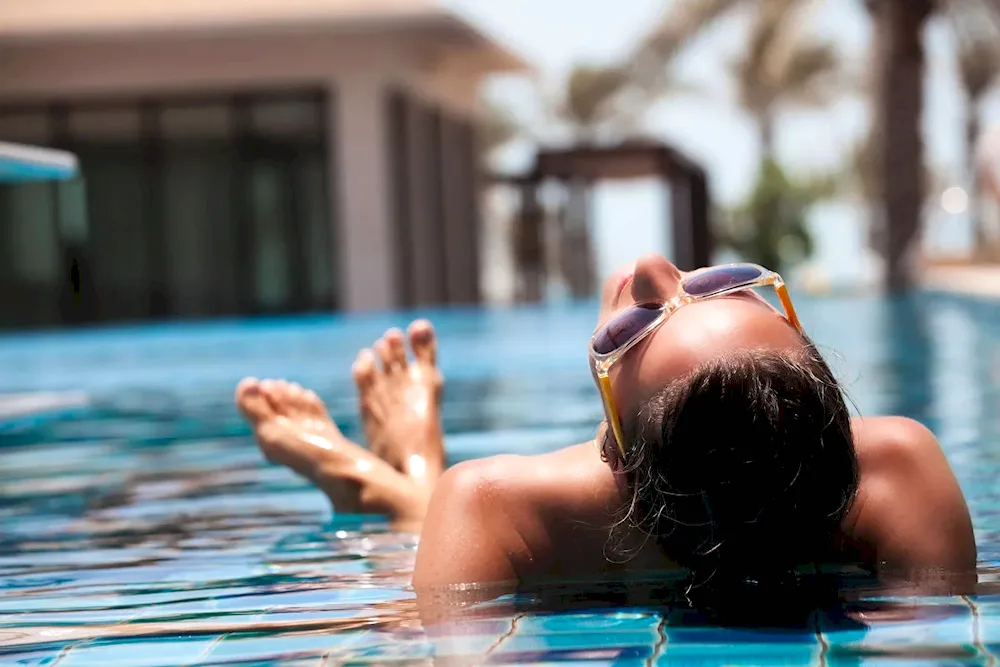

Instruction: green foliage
[716,158,837,272]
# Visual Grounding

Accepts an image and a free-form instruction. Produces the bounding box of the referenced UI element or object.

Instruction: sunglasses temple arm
[598,374,628,459]
[775,283,802,331]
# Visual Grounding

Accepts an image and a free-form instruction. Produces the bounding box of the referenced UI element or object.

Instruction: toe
[285,382,309,416]
[385,328,407,370]
[408,320,437,367]
[236,377,275,424]
[300,388,329,419]
[352,349,378,391]
[374,337,394,374]
[235,376,259,404]
[260,379,292,417]
[288,383,329,420]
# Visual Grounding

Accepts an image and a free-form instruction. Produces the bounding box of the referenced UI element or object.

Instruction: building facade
[0,0,525,328]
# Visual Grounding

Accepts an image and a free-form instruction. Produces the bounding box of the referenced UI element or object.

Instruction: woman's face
[595,254,806,427]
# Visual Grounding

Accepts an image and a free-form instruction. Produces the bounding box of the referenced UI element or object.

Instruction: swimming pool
[2,292,1000,665]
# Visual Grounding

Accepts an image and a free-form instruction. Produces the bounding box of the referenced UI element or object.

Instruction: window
[0,89,336,329]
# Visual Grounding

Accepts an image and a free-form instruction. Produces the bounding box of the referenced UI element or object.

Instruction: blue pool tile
[424,617,518,638]
[9,608,141,626]
[326,637,436,663]
[256,607,360,624]
[964,598,1000,648]
[522,662,646,667]
[818,602,976,652]
[0,596,129,614]
[657,643,820,666]
[202,631,365,663]
[486,646,654,664]
[425,633,501,660]
[517,611,662,634]
[825,658,989,667]
[664,626,818,645]
[213,586,400,612]
[129,601,239,622]
[56,636,222,667]
[0,647,65,665]
[498,629,660,652]
[328,629,502,663]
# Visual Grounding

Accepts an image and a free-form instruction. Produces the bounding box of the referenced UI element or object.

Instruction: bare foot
[235,377,428,526]
[353,320,446,487]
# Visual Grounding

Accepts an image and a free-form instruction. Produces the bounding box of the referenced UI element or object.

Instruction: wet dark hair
[612,339,858,618]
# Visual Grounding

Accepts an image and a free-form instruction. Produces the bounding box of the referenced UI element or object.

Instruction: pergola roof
[491,139,707,184]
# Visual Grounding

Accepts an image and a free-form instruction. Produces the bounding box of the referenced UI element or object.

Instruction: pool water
[2,293,1000,665]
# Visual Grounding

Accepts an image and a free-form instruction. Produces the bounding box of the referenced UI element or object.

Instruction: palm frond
[559,64,629,132]
[623,0,744,98]
[729,1,842,120]
[947,2,1000,101]
[745,0,800,81]
[774,41,842,106]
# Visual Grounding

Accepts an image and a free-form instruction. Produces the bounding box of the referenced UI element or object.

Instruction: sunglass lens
[682,264,763,297]
[592,303,662,355]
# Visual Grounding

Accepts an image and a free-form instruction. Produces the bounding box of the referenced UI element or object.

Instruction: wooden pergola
[492,139,713,302]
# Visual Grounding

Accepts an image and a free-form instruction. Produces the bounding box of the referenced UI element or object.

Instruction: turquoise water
[2,293,1000,665]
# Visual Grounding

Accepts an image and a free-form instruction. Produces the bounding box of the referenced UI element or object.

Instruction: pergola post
[560,177,596,298]
[514,177,545,303]
[689,165,712,269]
[668,171,694,271]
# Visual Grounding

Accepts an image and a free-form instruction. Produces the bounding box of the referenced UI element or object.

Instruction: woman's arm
[850,417,977,589]
[412,458,526,589]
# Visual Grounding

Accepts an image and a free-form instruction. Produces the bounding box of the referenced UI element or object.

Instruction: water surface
[2,294,1000,664]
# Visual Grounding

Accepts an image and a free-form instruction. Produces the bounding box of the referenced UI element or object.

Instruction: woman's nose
[630,253,682,303]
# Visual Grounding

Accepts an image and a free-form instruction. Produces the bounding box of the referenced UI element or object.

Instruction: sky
[441,0,1000,289]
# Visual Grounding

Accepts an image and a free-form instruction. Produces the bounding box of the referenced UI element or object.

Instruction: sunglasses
[589,263,802,459]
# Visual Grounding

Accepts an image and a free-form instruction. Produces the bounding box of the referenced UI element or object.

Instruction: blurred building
[0,0,526,328]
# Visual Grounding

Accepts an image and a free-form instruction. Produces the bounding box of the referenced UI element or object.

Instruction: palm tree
[620,0,844,270]
[951,8,1000,252]
[865,0,1000,286]
[625,0,755,97]
[863,0,935,291]
[628,0,844,271]
[730,0,843,160]
[629,0,1000,291]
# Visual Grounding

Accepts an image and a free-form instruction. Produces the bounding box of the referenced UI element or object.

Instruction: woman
[236,254,975,597]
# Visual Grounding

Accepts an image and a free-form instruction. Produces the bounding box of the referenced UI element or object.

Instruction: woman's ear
[595,420,615,465]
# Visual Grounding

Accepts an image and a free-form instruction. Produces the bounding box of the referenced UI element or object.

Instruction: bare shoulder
[847,416,975,576]
[851,415,939,463]
[426,444,608,528]
[427,453,532,517]
[411,449,570,587]
[412,444,613,589]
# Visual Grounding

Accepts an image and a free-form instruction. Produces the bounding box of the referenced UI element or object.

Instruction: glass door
[242,139,308,314]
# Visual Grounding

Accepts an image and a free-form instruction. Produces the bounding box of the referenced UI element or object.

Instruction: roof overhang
[0,1,530,74]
